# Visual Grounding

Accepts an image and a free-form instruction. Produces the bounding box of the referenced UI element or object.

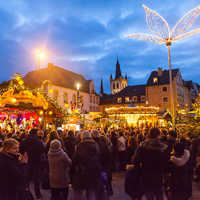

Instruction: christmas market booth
[105,105,166,128]
[0,73,67,130]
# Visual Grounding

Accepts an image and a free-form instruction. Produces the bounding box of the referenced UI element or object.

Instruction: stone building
[24,63,99,113]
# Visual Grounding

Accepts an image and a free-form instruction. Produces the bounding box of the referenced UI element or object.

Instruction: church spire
[115,57,121,79]
[100,79,104,97]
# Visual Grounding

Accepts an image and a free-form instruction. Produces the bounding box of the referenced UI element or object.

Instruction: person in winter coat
[118,131,127,170]
[63,130,77,159]
[0,138,28,200]
[20,128,45,199]
[168,143,192,200]
[133,128,169,200]
[72,131,102,200]
[48,139,72,200]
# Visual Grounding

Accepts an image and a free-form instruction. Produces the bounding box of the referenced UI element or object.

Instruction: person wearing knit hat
[50,139,61,151]
[48,139,72,200]
[81,131,91,139]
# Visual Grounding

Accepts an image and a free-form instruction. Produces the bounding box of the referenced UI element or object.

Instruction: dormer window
[125,97,130,103]
[132,96,137,102]
[141,96,146,102]
[153,77,158,83]
[117,97,122,103]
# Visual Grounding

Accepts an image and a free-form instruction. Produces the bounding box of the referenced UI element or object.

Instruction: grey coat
[48,148,72,188]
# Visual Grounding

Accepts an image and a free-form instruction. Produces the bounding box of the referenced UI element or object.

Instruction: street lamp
[36,50,45,69]
[126,4,200,129]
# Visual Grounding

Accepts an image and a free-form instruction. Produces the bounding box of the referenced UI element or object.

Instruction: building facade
[100,61,199,126]
[24,63,99,113]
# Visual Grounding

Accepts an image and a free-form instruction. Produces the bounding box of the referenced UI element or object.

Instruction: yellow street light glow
[16,76,21,81]
[18,80,24,85]
[77,83,80,90]
[49,89,53,94]
[49,111,53,115]
[39,52,45,59]
[11,98,17,103]
[65,104,69,108]
[39,110,44,115]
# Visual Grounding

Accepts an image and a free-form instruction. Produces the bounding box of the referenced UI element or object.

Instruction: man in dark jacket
[20,128,45,199]
[72,131,101,200]
[133,128,169,200]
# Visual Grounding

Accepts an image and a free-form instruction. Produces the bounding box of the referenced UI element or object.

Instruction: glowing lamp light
[16,76,21,81]
[36,50,45,59]
[49,89,53,94]
[49,111,53,115]
[65,104,69,108]
[39,117,42,122]
[77,83,80,90]
[11,98,17,103]
[39,110,44,115]
[39,52,45,59]
[18,80,24,85]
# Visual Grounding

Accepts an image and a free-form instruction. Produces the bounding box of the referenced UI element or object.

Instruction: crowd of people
[0,126,200,200]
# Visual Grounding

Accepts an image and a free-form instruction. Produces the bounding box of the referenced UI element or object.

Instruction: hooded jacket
[133,138,169,192]
[48,148,72,188]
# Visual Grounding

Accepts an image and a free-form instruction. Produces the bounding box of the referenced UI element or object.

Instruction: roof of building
[184,80,193,89]
[100,84,146,105]
[147,68,179,86]
[23,63,91,93]
[115,85,146,97]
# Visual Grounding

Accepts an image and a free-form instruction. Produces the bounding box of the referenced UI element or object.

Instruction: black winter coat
[20,134,45,165]
[71,137,102,190]
[0,152,27,200]
[133,138,169,193]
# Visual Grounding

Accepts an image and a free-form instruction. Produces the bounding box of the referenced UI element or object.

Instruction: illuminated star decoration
[126,4,200,46]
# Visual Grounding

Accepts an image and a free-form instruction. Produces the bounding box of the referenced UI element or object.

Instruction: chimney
[158,67,162,76]
[48,63,54,68]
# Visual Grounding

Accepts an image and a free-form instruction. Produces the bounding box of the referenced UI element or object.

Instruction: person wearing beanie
[48,139,72,200]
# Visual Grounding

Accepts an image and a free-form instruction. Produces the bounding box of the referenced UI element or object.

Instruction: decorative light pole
[126,4,200,129]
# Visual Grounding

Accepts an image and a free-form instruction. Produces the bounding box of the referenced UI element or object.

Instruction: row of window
[112,82,127,90]
[117,96,146,103]
[89,106,99,112]
[50,89,99,106]
[90,95,99,104]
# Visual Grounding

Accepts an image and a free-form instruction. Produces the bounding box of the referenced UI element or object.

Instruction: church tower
[110,58,128,94]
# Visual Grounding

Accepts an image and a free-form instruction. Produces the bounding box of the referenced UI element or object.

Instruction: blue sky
[0,0,200,93]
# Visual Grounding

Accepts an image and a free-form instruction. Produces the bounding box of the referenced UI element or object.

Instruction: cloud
[0,0,200,94]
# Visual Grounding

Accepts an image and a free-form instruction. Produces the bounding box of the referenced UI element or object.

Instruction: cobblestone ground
[31,172,200,200]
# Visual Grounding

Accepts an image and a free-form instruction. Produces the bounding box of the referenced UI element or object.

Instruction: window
[163,97,168,102]
[80,96,84,105]
[132,96,137,102]
[162,87,167,92]
[96,96,99,104]
[113,83,115,89]
[117,97,122,103]
[125,97,130,103]
[90,95,92,103]
[141,96,146,102]
[117,82,119,89]
[63,92,68,104]
[53,90,59,100]
[72,93,77,104]
[153,77,158,83]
